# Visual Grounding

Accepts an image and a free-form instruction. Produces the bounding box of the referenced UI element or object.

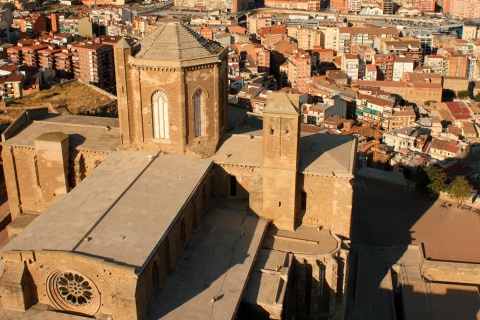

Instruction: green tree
[424,100,437,106]
[442,89,456,102]
[448,177,473,207]
[414,166,446,197]
[474,93,480,102]
[457,90,469,99]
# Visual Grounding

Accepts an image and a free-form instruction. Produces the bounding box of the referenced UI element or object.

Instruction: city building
[70,40,116,90]
[174,0,248,13]
[341,53,359,82]
[392,56,414,81]
[411,0,436,12]
[443,0,480,19]
[287,50,311,93]
[365,64,378,80]
[59,16,93,38]
[330,0,348,13]
[424,55,443,74]
[356,93,395,129]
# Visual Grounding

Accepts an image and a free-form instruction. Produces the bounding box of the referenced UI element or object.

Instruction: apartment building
[38,47,62,70]
[330,0,348,13]
[467,55,479,79]
[443,76,469,94]
[264,0,321,10]
[356,93,395,129]
[287,50,311,93]
[392,56,414,82]
[390,107,416,131]
[357,80,442,106]
[374,55,394,80]
[59,16,93,38]
[70,40,115,90]
[317,26,339,52]
[411,0,435,12]
[239,43,271,73]
[424,55,443,74]
[338,27,398,54]
[406,82,443,106]
[446,54,468,78]
[302,96,346,125]
[341,54,359,82]
[288,26,322,50]
[348,0,361,13]
[21,44,49,67]
[12,14,47,39]
[365,64,377,80]
[444,0,480,19]
[312,47,334,63]
[383,0,394,14]
[6,46,22,64]
[174,0,248,13]
[247,14,272,36]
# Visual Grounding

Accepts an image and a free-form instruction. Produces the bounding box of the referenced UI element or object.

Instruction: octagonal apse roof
[134,22,225,62]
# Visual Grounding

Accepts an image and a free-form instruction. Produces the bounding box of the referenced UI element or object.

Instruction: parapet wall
[419,244,480,285]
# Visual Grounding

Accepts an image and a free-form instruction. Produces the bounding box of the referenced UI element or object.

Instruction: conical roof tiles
[135,22,224,62]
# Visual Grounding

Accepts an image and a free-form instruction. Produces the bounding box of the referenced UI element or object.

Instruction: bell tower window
[152,91,169,139]
[194,90,205,138]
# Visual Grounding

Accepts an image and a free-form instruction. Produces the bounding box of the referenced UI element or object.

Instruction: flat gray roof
[212,133,263,167]
[2,114,120,152]
[2,151,212,270]
[147,207,267,320]
[242,249,292,310]
[214,132,356,177]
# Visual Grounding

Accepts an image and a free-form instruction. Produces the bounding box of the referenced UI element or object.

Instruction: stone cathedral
[0,22,356,320]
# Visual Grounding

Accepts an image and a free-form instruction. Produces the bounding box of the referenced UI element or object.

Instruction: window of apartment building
[152,90,169,139]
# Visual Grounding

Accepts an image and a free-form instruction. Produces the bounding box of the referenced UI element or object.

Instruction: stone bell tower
[113,22,228,156]
[262,93,300,230]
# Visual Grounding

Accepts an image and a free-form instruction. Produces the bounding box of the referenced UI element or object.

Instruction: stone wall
[421,259,480,285]
[298,174,353,239]
[212,164,263,216]
[212,164,353,238]
[135,170,213,319]
[2,145,111,219]
[0,250,139,319]
[117,55,226,157]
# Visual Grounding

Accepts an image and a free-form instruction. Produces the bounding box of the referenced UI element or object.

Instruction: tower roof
[135,22,224,62]
[264,92,300,114]
[114,37,131,49]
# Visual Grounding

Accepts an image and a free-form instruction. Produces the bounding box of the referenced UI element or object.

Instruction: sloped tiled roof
[135,22,224,62]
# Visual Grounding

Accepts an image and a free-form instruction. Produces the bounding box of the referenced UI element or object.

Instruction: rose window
[57,272,94,306]
[47,270,100,316]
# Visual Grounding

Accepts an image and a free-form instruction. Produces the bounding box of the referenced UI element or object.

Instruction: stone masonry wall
[135,170,213,319]
[3,145,112,218]
[121,60,224,157]
[1,250,139,319]
[212,164,263,215]
[299,174,353,238]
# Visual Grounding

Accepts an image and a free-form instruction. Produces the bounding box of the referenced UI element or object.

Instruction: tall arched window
[152,91,169,139]
[194,90,205,137]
